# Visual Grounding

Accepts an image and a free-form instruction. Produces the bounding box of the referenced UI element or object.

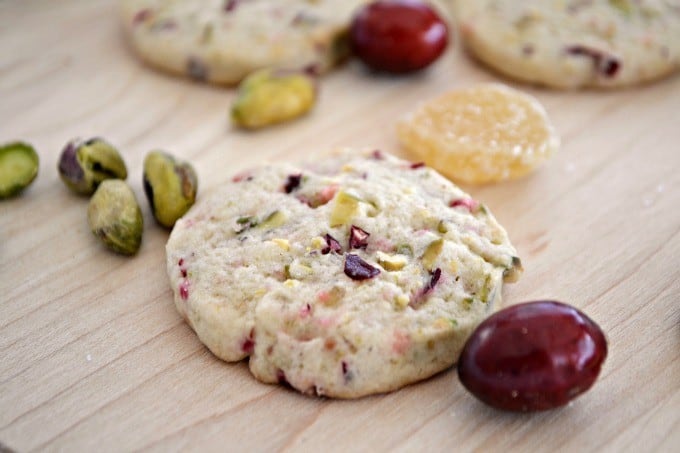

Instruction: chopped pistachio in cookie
[165,149,522,398]
[119,0,371,85]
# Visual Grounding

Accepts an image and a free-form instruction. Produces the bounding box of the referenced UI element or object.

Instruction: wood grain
[1,1,679,451]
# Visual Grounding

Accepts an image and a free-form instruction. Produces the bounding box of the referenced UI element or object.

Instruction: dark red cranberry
[224,0,240,12]
[344,254,380,280]
[132,9,152,26]
[449,198,479,212]
[276,369,290,385]
[179,280,190,300]
[341,361,353,383]
[424,268,441,294]
[458,301,607,412]
[565,45,620,78]
[350,0,449,73]
[371,150,384,160]
[322,234,342,255]
[241,338,254,354]
[349,225,370,250]
[283,173,302,193]
[241,328,255,353]
[409,268,442,308]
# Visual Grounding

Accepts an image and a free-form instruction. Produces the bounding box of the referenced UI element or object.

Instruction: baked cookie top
[452,0,680,88]
[120,0,369,84]
[165,149,522,398]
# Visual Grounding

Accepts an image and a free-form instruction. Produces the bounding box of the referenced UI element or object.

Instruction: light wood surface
[1,1,679,451]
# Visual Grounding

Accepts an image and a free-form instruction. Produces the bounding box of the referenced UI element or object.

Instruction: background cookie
[166,149,522,398]
[120,0,369,84]
[451,0,680,89]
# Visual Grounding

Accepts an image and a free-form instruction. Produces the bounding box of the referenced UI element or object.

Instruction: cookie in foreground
[452,0,680,89]
[165,149,522,398]
[119,0,369,85]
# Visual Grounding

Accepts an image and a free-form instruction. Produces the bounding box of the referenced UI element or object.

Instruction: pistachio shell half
[143,151,198,228]
[0,142,39,199]
[58,137,127,195]
[88,180,143,255]
[231,68,317,129]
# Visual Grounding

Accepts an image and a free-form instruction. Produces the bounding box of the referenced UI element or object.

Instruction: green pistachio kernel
[421,238,444,270]
[88,180,143,255]
[609,0,633,16]
[0,142,39,199]
[376,251,407,271]
[395,244,413,256]
[58,137,127,195]
[258,210,287,230]
[478,275,493,303]
[143,151,198,228]
[231,68,317,129]
[329,189,360,227]
[235,215,258,234]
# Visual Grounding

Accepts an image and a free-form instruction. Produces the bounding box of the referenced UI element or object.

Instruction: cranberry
[224,0,240,12]
[350,0,448,74]
[409,267,441,308]
[344,254,380,280]
[371,150,384,160]
[132,9,152,26]
[276,369,289,385]
[283,173,302,193]
[449,198,479,212]
[179,280,190,300]
[349,225,370,250]
[322,234,342,255]
[458,301,607,412]
[565,45,621,78]
[424,267,441,294]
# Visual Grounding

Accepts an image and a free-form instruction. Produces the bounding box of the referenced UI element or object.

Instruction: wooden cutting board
[1,1,678,451]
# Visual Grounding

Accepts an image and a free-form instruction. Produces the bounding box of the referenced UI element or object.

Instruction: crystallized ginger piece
[397,84,560,184]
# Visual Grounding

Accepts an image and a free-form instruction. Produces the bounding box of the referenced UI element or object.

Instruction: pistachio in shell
[231,68,317,129]
[143,151,198,228]
[58,137,127,195]
[0,142,39,199]
[88,180,143,255]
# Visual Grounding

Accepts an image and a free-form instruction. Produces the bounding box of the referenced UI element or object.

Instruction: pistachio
[0,142,39,199]
[58,138,127,195]
[609,0,632,16]
[258,210,287,230]
[329,190,360,227]
[376,251,407,271]
[231,68,317,129]
[421,238,444,270]
[88,180,143,255]
[271,238,290,250]
[477,275,493,303]
[395,244,413,256]
[143,151,198,228]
